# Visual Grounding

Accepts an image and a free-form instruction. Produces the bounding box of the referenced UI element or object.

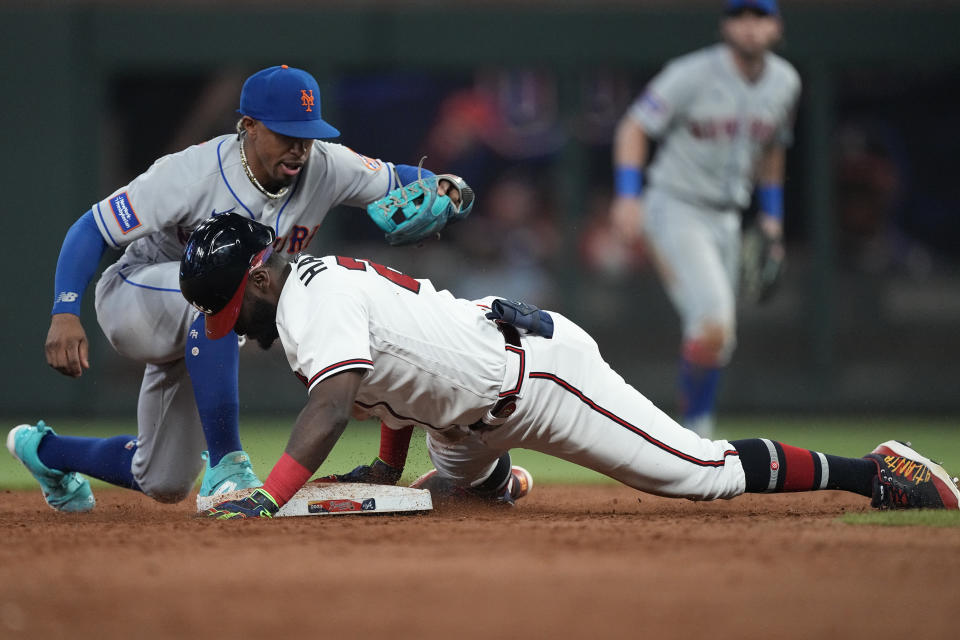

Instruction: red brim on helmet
[203,270,251,340]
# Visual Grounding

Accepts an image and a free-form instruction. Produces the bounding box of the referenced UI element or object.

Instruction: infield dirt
[2,485,957,639]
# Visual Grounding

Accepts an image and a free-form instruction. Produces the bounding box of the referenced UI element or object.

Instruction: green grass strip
[839,510,960,528]
[3,415,958,492]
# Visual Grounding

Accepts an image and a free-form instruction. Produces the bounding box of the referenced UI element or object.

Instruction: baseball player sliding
[180,214,957,519]
[8,65,473,513]
[610,0,800,437]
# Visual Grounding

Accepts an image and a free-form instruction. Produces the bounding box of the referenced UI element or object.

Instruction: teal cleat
[197,450,263,507]
[7,421,96,513]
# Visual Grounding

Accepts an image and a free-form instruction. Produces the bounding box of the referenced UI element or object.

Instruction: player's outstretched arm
[202,369,365,519]
[318,422,413,485]
[46,211,109,377]
[610,117,650,241]
[756,144,787,240]
[284,370,365,472]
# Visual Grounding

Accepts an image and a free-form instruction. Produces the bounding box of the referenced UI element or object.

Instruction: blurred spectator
[573,71,635,145]
[835,121,934,278]
[449,173,562,307]
[421,69,566,192]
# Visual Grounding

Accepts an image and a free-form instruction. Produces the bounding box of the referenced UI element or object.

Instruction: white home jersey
[91,135,397,263]
[629,43,801,210]
[277,254,750,503]
[277,254,510,431]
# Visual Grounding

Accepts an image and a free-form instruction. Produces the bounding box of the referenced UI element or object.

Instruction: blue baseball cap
[724,0,779,15]
[239,65,340,139]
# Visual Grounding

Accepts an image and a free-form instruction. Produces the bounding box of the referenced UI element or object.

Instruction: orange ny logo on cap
[301,89,314,112]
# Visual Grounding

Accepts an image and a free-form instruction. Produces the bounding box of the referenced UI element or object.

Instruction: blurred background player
[609,0,800,436]
[8,65,469,512]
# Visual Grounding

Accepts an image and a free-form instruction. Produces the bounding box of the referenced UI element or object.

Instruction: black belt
[469,325,521,431]
[499,323,521,347]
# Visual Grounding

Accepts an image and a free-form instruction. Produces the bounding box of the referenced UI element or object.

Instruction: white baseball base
[196,481,433,517]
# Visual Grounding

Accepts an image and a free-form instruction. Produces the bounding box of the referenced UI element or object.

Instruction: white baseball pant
[425,312,747,500]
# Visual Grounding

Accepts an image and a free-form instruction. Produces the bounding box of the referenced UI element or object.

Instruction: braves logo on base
[197,483,430,517]
[308,499,364,514]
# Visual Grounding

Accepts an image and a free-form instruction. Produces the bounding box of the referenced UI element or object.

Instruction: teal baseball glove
[366,174,475,246]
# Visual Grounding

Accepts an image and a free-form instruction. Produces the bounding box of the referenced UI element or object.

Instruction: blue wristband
[615,166,643,197]
[395,163,436,187]
[756,184,784,221]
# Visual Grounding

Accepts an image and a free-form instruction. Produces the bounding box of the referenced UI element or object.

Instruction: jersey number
[335,256,421,294]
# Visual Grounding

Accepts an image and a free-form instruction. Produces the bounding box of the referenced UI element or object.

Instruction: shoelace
[883,483,913,507]
[383,156,429,212]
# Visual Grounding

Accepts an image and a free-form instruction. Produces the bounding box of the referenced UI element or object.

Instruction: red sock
[378,423,413,469]
[776,442,817,491]
[262,453,313,507]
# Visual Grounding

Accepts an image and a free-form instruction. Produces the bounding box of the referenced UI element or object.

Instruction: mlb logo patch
[640,91,666,114]
[109,192,141,234]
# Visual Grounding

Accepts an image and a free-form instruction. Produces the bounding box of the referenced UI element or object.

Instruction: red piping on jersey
[528,371,739,468]
[354,400,439,430]
[500,344,525,397]
[307,358,374,388]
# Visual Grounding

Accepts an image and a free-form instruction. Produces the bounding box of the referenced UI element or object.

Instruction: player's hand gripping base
[366,174,474,246]
[203,488,279,519]
[316,457,403,485]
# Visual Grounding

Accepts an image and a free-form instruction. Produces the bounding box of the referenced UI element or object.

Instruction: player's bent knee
[100,322,183,364]
[699,322,730,350]
[136,476,195,504]
[685,321,736,366]
[149,490,190,504]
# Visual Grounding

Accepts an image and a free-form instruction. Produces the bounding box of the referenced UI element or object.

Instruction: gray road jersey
[629,44,800,210]
[91,135,397,264]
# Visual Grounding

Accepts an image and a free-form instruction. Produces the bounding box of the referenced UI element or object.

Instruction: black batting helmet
[179,212,276,339]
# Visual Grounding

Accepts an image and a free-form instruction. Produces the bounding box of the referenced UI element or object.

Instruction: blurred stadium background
[2,0,958,428]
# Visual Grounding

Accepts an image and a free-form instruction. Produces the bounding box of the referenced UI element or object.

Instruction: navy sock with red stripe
[731,439,875,497]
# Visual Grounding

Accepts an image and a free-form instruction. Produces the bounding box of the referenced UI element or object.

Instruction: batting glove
[203,488,279,520]
[319,457,403,485]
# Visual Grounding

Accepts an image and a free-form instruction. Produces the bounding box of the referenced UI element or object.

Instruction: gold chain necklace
[238,134,289,200]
